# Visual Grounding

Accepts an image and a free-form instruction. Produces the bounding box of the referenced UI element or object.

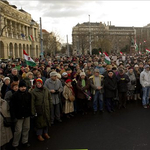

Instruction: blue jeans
[142,87,150,106]
[93,91,103,111]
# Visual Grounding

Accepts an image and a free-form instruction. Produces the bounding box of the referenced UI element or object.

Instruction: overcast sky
[9,0,150,43]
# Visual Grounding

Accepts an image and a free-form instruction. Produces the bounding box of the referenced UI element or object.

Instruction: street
[24,100,150,150]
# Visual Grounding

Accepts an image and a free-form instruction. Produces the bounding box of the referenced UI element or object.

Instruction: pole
[89,15,92,55]
[40,17,44,59]
[67,35,69,57]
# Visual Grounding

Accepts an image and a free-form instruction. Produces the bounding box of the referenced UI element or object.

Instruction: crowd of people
[0,53,150,150]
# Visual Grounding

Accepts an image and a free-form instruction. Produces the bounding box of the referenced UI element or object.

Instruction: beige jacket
[0,98,13,146]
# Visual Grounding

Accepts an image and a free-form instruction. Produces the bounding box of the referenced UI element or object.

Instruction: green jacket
[31,86,52,128]
[89,75,104,94]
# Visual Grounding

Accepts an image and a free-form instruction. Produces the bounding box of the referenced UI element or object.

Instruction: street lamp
[89,15,92,55]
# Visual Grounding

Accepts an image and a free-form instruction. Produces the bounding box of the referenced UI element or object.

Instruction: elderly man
[89,69,104,114]
[140,65,150,108]
[8,68,21,83]
[44,71,63,124]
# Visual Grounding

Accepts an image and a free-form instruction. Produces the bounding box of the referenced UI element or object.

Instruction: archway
[19,44,22,58]
[30,45,33,57]
[27,44,29,55]
[0,41,4,58]
[14,43,18,58]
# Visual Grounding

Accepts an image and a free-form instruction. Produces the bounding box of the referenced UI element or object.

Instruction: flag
[120,51,123,55]
[146,49,150,53]
[104,52,111,65]
[139,51,141,55]
[99,51,102,55]
[134,39,138,51]
[29,35,34,41]
[21,33,25,38]
[23,50,36,67]
[144,40,146,43]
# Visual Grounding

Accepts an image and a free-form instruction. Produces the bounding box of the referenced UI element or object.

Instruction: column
[3,43,8,59]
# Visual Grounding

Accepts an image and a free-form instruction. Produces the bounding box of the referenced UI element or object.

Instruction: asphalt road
[20,100,150,150]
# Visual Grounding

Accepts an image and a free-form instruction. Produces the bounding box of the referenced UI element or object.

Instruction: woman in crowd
[126,67,136,101]
[31,78,52,142]
[1,77,11,99]
[0,97,13,150]
[63,79,75,118]
[76,72,90,115]
[4,82,19,104]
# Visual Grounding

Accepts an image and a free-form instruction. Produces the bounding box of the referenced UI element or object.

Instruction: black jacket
[104,75,117,98]
[116,74,130,93]
[10,90,31,119]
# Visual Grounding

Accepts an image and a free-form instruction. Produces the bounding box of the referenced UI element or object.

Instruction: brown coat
[76,77,90,99]
[63,84,74,114]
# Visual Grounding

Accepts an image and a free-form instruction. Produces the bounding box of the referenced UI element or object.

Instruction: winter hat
[144,65,150,69]
[134,65,139,68]
[62,72,68,76]
[65,79,72,83]
[19,80,26,87]
[3,77,10,82]
[50,71,57,77]
[36,78,43,84]
[26,72,33,77]
[80,72,86,76]
[57,73,61,79]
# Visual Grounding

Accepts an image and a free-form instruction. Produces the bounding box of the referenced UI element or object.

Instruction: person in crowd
[76,72,90,115]
[104,70,117,113]
[61,72,68,86]
[4,82,19,104]
[90,69,104,114]
[103,65,112,77]
[140,65,150,108]
[126,67,136,101]
[8,68,21,83]
[22,67,30,79]
[10,80,32,150]
[44,72,63,125]
[32,68,38,79]
[116,68,130,109]
[36,71,46,84]
[134,65,142,100]
[84,61,94,76]
[95,62,105,75]
[1,77,11,99]
[63,79,75,118]
[24,72,34,91]
[0,97,13,150]
[31,78,52,141]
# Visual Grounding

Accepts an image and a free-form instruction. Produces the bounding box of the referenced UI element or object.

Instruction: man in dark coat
[116,68,130,109]
[104,70,117,113]
[10,80,31,150]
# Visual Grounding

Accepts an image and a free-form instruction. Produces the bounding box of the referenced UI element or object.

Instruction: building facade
[72,21,150,55]
[0,0,40,59]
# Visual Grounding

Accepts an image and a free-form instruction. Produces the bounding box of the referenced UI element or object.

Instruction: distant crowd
[0,53,150,150]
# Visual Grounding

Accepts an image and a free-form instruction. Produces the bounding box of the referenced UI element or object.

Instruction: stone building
[0,0,40,59]
[72,21,150,55]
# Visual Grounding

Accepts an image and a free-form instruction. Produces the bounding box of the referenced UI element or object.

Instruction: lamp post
[40,17,44,59]
[89,15,92,55]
